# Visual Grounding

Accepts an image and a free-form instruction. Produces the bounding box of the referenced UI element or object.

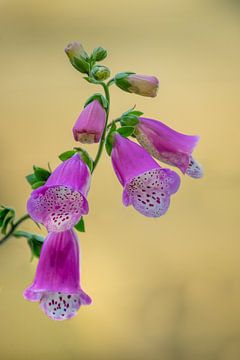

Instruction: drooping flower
[111,133,180,217]
[114,72,159,97]
[24,230,92,321]
[134,117,203,178]
[73,100,106,144]
[27,153,91,232]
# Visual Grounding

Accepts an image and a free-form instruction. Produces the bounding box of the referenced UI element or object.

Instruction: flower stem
[92,81,110,172]
[0,214,30,246]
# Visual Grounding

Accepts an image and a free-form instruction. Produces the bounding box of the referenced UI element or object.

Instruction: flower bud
[91,65,110,81]
[91,46,107,62]
[65,41,89,74]
[115,72,159,97]
[65,41,88,61]
[73,100,106,144]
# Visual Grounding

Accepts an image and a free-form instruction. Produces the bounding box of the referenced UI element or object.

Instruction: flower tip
[186,157,204,179]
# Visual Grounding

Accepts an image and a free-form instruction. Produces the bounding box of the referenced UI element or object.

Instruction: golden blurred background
[0,0,240,359]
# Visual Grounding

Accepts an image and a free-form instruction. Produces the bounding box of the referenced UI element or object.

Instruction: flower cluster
[0,41,203,321]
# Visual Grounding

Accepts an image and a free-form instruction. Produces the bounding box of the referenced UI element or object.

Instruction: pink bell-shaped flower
[24,230,92,321]
[134,117,203,178]
[73,100,106,144]
[111,133,180,217]
[27,153,91,232]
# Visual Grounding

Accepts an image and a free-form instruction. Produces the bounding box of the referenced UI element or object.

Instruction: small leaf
[59,150,76,161]
[117,126,135,137]
[74,218,85,232]
[26,174,38,185]
[31,181,45,189]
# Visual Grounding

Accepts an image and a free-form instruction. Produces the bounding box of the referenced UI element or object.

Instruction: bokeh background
[0,0,240,359]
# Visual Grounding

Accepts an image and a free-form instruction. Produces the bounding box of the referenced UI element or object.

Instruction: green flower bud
[91,47,107,62]
[91,65,110,81]
[65,41,90,74]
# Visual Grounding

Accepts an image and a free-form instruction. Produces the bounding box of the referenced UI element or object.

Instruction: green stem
[107,118,120,129]
[0,214,30,246]
[92,81,110,172]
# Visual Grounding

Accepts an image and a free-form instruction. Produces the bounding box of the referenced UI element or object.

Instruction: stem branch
[0,214,30,246]
[92,81,110,172]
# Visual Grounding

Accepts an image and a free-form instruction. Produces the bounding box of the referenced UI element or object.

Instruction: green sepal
[91,47,107,62]
[59,149,76,161]
[114,72,135,92]
[26,174,38,186]
[0,207,15,235]
[84,76,100,85]
[0,208,10,227]
[14,230,44,259]
[31,181,46,189]
[117,126,135,137]
[84,93,108,110]
[74,217,85,232]
[33,166,51,181]
[75,148,93,172]
[120,114,139,127]
[105,122,117,156]
[130,110,144,116]
[72,56,90,74]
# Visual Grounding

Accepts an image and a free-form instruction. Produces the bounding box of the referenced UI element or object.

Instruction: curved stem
[92,82,110,172]
[0,214,30,246]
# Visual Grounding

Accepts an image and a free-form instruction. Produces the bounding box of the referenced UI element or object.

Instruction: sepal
[84,93,108,110]
[105,122,116,156]
[74,217,85,232]
[114,72,135,92]
[75,148,93,172]
[0,206,15,235]
[14,230,44,259]
[26,165,51,189]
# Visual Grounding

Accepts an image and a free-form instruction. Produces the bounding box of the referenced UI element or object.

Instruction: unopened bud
[91,47,107,62]
[65,41,88,61]
[115,72,159,97]
[91,65,110,81]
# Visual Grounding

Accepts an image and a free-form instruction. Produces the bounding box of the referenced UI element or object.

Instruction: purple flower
[27,153,91,232]
[73,100,106,144]
[111,134,180,217]
[115,73,159,97]
[134,117,203,178]
[24,230,92,321]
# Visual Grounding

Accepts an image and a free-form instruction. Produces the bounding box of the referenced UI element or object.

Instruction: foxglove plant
[0,41,203,321]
